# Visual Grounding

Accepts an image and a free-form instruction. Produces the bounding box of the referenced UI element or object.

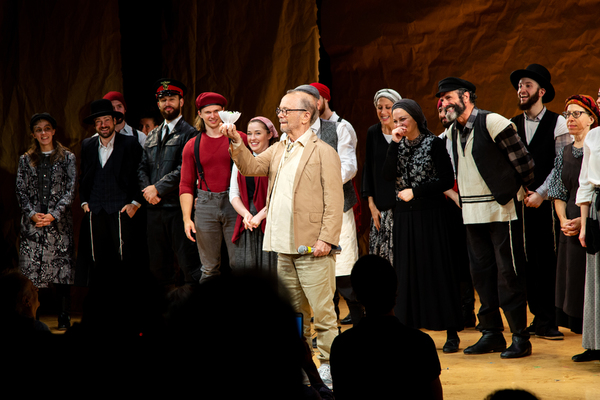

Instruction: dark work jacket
[138,117,198,208]
[451,110,527,206]
[79,133,143,209]
[511,111,559,192]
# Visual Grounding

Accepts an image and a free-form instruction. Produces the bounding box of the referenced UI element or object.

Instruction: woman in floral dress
[16,113,76,328]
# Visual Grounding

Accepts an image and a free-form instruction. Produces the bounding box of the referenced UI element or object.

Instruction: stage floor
[40,296,600,399]
[325,298,600,399]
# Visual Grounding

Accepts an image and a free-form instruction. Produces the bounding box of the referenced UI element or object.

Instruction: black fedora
[83,99,124,125]
[509,64,555,103]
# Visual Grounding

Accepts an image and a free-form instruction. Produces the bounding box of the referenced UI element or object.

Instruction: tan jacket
[229,131,343,248]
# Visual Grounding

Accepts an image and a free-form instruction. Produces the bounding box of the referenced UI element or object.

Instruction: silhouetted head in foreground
[351,255,398,317]
[485,388,540,400]
[166,272,304,399]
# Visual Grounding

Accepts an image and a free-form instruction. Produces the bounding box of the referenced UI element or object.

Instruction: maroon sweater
[180,131,247,195]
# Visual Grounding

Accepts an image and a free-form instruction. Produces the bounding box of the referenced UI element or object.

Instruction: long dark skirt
[234,228,278,280]
[555,231,586,333]
[393,198,463,331]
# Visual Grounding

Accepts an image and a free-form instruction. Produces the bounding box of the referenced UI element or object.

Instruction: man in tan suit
[222,88,343,388]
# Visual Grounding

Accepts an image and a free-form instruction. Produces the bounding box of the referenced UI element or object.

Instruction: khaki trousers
[278,253,338,362]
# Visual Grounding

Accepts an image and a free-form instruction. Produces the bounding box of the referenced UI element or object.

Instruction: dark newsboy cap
[30,113,57,131]
[436,77,476,98]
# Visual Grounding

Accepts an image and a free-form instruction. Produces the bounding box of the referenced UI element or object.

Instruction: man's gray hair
[293,84,320,100]
[286,88,319,124]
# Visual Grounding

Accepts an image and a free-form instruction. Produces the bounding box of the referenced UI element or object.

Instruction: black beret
[436,77,476,98]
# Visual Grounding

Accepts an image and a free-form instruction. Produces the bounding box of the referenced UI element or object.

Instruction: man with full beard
[437,98,476,330]
[437,77,535,359]
[509,64,569,340]
[79,99,143,278]
[138,78,201,291]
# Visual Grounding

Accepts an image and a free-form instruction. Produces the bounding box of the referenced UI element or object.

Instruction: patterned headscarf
[373,89,402,107]
[250,116,278,138]
[392,99,434,137]
[565,94,600,128]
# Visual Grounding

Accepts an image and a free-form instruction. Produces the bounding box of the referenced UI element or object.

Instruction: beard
[318,102,325,115]
[97,124,116,139]
[439,111,452,128]
[518,90,540,111]
[444,98,466,124]
[160,103,181,121]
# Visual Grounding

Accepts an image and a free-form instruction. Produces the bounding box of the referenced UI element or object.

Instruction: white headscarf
[373,89,402,107]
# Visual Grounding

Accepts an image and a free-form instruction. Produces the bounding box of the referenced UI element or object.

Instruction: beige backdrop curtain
[0,0,319,271]
[320,0,600,244]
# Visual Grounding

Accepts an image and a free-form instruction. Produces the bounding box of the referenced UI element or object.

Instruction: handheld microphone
[297,245,342,255]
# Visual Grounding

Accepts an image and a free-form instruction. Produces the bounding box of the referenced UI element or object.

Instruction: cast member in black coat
[76,99,143,286]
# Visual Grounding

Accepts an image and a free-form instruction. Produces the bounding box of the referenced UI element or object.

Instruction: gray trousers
[195,189,238,281]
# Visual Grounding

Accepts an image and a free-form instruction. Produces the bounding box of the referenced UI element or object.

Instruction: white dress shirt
[98,134,116,167]
[161,114,183,141]
[328,111,357,150]
[577,126,600,205]
[120,122,147,148]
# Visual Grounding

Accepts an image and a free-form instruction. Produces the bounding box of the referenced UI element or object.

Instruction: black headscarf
[392,99,434,137]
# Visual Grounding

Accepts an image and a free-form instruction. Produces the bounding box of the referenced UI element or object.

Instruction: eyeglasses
[275,107,307,116]
[562,111,590,119]
[33,126,54,134]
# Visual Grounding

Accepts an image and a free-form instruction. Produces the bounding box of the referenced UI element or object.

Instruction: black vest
[511,110,559,191]
[451,111,523,206]
[89,155,128,214]
[319,119,358,212]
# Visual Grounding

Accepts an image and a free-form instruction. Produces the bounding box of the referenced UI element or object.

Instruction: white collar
[164,114,183,133]
[98,133,116,149]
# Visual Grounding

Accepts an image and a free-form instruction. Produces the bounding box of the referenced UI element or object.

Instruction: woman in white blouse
[228,117,278,276]
[573,95,600,362]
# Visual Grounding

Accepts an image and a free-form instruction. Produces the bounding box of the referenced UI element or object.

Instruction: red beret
[103,91,127,111]
[310,82,331,101]
[195,92,227,110]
